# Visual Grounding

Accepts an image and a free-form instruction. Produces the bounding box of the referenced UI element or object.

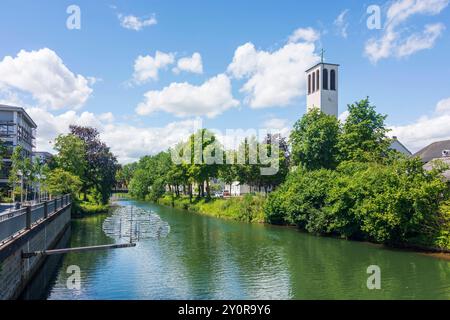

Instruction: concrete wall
[0,204,71,300]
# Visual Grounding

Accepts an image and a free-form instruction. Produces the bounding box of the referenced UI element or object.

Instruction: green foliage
[77,201,109,215]
[338,98,391,162]
[290,108,340,170]
[159,194,266,223]
[265,98,450,249]
[53,134,87,178]
[44,168,82,196]
[265,168,338,232]
[129,151,172,200]
[69,125,118,204]
[265,156,449,247]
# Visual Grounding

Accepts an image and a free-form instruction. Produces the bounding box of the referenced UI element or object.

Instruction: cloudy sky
[0,0,449,163]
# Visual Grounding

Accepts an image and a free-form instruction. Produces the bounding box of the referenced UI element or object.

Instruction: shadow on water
[20,213,114,300]
[19,225,72,300]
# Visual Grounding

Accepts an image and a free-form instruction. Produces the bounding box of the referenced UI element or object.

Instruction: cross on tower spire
[320,48,325,63]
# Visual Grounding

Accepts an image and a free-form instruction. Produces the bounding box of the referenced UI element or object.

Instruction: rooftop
[305,62,340,73]
[0,104,37,128]
[413,139,450,163]
[423,157,450,181]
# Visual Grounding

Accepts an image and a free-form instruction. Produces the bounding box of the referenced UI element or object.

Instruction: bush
[265,168,337,232]
[75,201,109,215]
[158,194,266,223]
[264,157,450,248]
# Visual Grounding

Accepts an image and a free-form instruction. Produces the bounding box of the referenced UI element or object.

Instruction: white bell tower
[305,52,339,117]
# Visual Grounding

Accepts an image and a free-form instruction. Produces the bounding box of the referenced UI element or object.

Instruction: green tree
[44,168,82,197]
[290,108,340,170]
[69,125,118,204]
[8,146,26,202]
[53,134,87,178]
[338,98,391,162]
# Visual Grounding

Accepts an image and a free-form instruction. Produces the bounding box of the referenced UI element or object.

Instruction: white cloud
[26,108,104,154]
[365,0,449,63]
[227,34,320,108]
[26,106,202,163]
[436,97,450,113]
[338,110,350,123]
[136,74,239,118]
[288,27,320,43]
[334,9,350,38]
[261,117,291,138]
[396,23,445,57]
[118,14,157,31]
[98,112,115,123]
[390,97,450,152]
[133,51,175,83]
[0,48,93,110]
[173,52,203,74]
[262,117,288,130]
[101,119,202,163]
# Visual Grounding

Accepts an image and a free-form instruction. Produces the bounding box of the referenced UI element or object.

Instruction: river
[20,199,450,300]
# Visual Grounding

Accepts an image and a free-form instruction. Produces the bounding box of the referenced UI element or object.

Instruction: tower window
[323,69,328,90]
[316,70,320,92]
[330,69,336,91]
[308,74,311,94]
[312,72,315,92]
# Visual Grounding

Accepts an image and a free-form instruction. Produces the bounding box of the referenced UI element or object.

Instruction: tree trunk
[206,179,210,198]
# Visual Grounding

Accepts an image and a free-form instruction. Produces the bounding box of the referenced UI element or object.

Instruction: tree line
[119,129,290,202]
[266,98,450,249]
[123,97,450,249]
[1,125,118,213]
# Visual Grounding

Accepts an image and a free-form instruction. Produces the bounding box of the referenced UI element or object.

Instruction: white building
[230,182,252,197]
[305,61,339,117]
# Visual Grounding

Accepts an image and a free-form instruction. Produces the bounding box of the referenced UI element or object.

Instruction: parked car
[213,191,224,198]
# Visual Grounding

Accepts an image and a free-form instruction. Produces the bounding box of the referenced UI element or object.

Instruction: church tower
[305,58,339,117]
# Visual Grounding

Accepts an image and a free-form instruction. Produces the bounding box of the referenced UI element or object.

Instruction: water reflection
[21,200,450,300]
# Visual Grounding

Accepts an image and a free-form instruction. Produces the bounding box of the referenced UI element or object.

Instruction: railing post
[54,198,57,212]
[44,201,48,219]
[25,206,32,230]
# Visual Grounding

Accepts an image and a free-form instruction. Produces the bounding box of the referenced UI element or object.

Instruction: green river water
[20,199,450,300]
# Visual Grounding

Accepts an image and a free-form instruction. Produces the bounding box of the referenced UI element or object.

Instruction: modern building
[32,151,53,164]
[414,140,450,181]
[305,60,339,117]
[0,105,37,188]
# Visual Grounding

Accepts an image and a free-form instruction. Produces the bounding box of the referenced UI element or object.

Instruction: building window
[330,69,336,91]
[308,74,311,94]
[312,72,315,92]
[323,68,328,90]
[316,70,320,91]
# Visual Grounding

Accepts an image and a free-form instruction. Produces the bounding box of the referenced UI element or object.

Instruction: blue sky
[0,0,449,163]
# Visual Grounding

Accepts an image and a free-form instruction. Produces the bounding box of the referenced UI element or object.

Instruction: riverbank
[23,199,450,299]
[72,201,110,217]
[153,194,450,255]
[158,194,266,223]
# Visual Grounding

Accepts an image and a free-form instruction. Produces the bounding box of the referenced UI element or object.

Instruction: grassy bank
[158,194,266,223]
[73,201,110,216]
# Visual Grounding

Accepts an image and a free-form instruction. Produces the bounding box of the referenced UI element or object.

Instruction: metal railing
[0,194,71,245]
